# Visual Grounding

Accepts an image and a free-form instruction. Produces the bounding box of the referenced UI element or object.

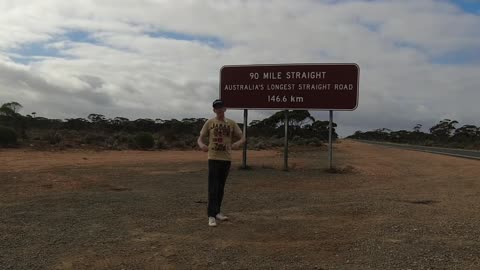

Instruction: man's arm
[231,122,246,149]
[198,121,209,152]
[232,134,246,150]
[197,134,209,152]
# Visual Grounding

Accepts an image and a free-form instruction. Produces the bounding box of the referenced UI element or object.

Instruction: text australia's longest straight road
[219,63,359,110]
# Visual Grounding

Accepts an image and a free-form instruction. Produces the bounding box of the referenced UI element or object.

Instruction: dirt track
[1,140,479,269]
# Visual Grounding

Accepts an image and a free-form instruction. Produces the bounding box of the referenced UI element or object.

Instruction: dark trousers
[208,159,231,217]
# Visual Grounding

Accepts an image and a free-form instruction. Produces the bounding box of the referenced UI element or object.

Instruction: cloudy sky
[1,0,479,137]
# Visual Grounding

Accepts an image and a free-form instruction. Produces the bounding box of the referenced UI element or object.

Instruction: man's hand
[232,141,243,150]
[200,144,209,152]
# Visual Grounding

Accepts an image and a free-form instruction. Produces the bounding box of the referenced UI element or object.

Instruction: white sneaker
[208,217,217,227]
[216,213,229,221]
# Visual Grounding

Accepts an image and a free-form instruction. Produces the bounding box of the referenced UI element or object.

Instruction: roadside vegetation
[348,120,480,150]
[0,101,337,151]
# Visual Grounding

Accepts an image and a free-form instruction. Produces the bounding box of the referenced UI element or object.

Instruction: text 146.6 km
[268,95,304,103]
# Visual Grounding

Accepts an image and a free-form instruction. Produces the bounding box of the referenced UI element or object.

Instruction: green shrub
[0,125,17,146]
[184,135,197,148]
[105,133,131,150]
[254,142,266,150]
[293,138,307,146]
[135,132,154,149]
[105,136,120,150]
[44,131,62,145]
[83,134,107,145]
[269,136,284,147]
[247,137,259,149]
[156,136,167,149]
[306,137,323,146]
[172,140,187,149]
[423,140,434,147]
[113,133,131,144]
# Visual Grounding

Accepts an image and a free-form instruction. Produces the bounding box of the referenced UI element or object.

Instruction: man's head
[212,99,226,118]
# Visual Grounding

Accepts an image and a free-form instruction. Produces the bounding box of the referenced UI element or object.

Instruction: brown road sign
[220,63,359,110]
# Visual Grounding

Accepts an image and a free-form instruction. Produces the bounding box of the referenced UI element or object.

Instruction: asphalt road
[354,140,480,160]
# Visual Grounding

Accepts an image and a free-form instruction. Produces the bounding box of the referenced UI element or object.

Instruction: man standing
[197,99,245,227]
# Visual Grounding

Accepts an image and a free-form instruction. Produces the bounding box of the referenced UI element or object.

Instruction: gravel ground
[0,141,479,269]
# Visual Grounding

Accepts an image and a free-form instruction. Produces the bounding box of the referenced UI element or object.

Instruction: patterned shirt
[200,117,243,161]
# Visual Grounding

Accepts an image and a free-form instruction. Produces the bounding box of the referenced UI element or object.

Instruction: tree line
[0,101,337,150]
[347,119,480,150]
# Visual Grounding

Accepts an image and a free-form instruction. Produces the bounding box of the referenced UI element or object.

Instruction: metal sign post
[284,110,289,171]
[329,110,333,169]
[242,109,248,169]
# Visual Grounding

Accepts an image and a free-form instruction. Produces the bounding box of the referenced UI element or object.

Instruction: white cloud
[0,0,479,137]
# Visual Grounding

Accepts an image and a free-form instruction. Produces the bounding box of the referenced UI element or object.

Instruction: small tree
[452,125,479,143]
[413,124,422,133]
[0,125,17,146]
[135,132,154,150]
[429,119,458,141]
[0,102,22,116]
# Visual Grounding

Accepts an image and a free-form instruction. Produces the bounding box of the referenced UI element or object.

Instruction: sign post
[242,109,248,169]
[284,110,289,171]
[220,63,359,170]
[329,110,333,169]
